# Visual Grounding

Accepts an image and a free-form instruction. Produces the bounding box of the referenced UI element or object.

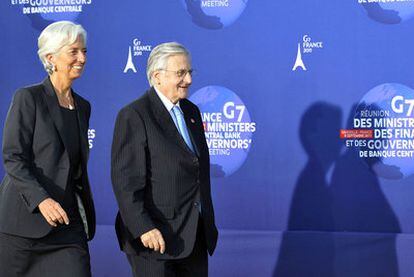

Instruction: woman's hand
[38,198,69,227]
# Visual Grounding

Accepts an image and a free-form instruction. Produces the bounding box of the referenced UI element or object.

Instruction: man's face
[156,54,192,104]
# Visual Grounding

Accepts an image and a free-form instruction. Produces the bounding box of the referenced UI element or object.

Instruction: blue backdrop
[2,0,414,276]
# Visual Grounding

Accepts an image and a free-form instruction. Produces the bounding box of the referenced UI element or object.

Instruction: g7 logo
[223,102,245,122]
[391,96,414,116]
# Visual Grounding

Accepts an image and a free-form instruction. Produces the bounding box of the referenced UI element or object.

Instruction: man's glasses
[159,69,194,78]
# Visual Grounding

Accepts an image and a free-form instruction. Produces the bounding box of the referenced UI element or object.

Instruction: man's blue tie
[172,105,195,153]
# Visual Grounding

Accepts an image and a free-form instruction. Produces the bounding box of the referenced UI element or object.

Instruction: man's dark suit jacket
[111,87,218,260]
[0,78,96,240]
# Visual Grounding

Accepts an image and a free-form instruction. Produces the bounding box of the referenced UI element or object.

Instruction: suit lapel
[41,77,89,167]
[73,93,89,165]
[148,88,195,155]
[40,77,71,155]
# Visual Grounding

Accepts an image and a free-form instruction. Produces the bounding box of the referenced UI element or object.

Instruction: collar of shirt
[154,86,180,112]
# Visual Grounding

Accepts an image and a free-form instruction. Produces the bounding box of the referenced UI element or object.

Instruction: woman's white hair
[37,21,87,75]
[146,42,190,86]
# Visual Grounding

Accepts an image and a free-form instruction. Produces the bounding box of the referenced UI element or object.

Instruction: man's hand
[140,228,165,254]
[38,198,69,227]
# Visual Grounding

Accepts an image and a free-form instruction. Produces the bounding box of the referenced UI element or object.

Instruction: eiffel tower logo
[123,46,137,73]
[292,43,306,71]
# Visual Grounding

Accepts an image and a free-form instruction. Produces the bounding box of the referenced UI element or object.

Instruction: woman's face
[49,36,86,82]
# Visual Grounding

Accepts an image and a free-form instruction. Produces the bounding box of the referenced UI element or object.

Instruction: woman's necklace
[57,93,74,110]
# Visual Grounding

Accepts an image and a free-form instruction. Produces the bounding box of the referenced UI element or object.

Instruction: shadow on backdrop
[329,104,400,277]
[274,102,342,277]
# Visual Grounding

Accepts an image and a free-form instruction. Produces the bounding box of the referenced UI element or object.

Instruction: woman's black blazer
[0,77,95,240]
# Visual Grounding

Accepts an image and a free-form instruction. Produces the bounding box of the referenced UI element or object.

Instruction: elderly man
[111,42,218,277]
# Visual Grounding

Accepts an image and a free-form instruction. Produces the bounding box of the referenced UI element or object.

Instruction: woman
[0,21,96,277]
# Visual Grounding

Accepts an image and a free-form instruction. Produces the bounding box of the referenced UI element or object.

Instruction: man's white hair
[146,42,190,86]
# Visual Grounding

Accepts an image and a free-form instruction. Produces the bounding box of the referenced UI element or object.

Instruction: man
[111,42,218,277]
